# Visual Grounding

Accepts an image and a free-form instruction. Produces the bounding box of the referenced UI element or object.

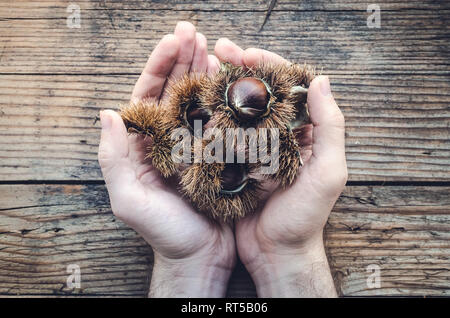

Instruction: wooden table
[0,0,449,297]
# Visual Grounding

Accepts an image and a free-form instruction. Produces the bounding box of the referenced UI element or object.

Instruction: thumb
[98,110,130,184]
[307,76,346,164]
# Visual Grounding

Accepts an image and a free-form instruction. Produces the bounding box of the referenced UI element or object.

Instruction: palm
[235,125,328,258]
[118,134,233,259]
[99,22,235,263]
[209,41,347,266]
[235,103,346,264]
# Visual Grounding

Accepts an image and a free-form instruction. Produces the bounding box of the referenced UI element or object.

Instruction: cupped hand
[98,22,235,297]
[214,39,347,297]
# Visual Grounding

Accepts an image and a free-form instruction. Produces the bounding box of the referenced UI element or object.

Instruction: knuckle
[97,154,117,186]
[317,161,348,192]
[111,206,124,220]
[109,199,128,221]
[97,147,110,167]
[337,168,349,188]
[333,108,345,128]
[328,162,348,189]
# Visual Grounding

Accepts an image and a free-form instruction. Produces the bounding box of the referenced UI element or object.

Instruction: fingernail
[176,21,191,29]
[100,110,112,130]
[162,33,174,41]
[319,76,331,97]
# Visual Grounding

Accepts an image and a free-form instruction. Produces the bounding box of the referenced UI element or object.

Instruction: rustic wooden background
[0,0,449,297]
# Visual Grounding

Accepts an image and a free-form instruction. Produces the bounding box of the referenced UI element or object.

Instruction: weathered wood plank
[0,7,448,74]
[0,184,448,296]
[1,74,448,181]
[0,1,448,181]
[1,0,449,15]
[0,0,448,298]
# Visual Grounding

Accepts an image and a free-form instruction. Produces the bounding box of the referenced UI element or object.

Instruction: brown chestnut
[185,104,211,129]
[226,77,271,121]
[220,164,248,194]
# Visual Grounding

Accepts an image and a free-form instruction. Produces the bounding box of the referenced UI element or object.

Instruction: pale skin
[98,22,347,297]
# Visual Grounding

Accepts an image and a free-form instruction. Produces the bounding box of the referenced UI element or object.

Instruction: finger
[170,21,197,79]
[214,38,245,66]
[190,32,208,73]
[131,34,180,102]
[98,110,134,186]
[207,54,220,76]
[307,76,346,162]
[243,47,289,68]
[98,110,151,226]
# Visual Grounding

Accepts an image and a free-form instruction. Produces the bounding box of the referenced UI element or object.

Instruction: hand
[214,39,347,297]
[98,22,235,297]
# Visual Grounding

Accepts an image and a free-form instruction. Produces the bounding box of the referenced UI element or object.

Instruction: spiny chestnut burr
[119,62,317,222]
[226,77,271,121]
[220,164,248,194]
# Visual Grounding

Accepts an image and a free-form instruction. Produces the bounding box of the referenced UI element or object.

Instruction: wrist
[246,234,337,298]
[149,253,233,298]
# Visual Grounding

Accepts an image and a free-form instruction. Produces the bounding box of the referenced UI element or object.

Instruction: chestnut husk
[119,62,316,222]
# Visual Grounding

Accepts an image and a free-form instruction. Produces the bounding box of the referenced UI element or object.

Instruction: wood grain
[0,0,449,298]
[1,0,449,14]
[0,7,448,75]
[0,73,448,181]
[0,1,448,181]
[0,184,448,296]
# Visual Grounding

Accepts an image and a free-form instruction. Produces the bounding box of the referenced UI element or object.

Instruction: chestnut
[185,103,211,129]
[226,77,271,121]
[220,164,248,194]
